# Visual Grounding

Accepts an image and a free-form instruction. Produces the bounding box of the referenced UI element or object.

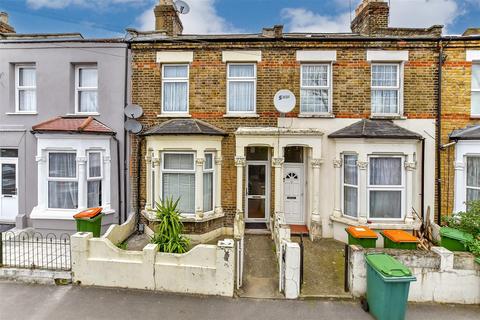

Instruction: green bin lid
[365,253,412,277]
[440,227,474,242]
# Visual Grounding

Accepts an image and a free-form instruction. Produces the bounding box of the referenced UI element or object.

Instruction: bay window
[472,64,480,116]
[15,65,36,112]
[343,154,358,217]
[162,153,195,215]
[368,156,404,219]
[203,153,214,212]
[76,66,98,114]
[300,64,331,114]
[227,64,256,114]
[466,156,480,207]
[87,152,102,208]
[162,64,189,113]
[371,63,401,115]
[48,152,78,209]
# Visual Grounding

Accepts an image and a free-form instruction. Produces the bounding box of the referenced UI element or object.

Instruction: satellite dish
[125,119,143,134]
[124,104,143,119]
[274,89,296,114]
[174,0,190,14]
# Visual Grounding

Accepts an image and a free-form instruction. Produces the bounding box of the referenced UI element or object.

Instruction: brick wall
[131,39,439,233]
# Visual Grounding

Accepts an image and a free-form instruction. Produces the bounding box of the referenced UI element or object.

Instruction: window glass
[163,173,195,214]
[88,153,102,178]
[466,156,480,207]
[301,64,330,113]
[1,164,16,196]
[204,154,213,169]
[371,64,400,114]
[87,180,102,207]
[203,172,213,212]
[162,65,189,113]
[302,65,328,87]
[19,67,36,87]
[343,155,358,217]
[284,147,304,163]
[77,67,98,113]
[369,191,402,219]
[48,181,78,209]
[79,68,97,88]
[246,147,269,161]
[369,158,402,185]
[49,153,76,178]
[164,153,194,170]
[17,66,36,112]
[0,149,18,158]
[372,64,398,87]
[228,64,256,113]
[164,65,188,78]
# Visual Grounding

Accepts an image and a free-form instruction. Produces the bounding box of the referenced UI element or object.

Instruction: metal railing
[0,231,71,271]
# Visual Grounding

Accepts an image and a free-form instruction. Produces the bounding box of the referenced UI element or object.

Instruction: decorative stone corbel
[357,161,368,170]
[333,159,342,168]
[235,156,246,167]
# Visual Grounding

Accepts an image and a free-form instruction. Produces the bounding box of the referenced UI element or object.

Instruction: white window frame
[226,63,257,115]
[341,153,359,218]
[371,63,403,117]
[15,64,37,113]
[150,151,157,208]
[203,152,215,213]
[300,63,332,115]
[465,155,480,206]
[87,151,103,208]
[160,151,196,216]
[47,151,78,210]
[471,63,480,116]
[75,65,98,115]
[367,155,405,221]
[161,64,190,115]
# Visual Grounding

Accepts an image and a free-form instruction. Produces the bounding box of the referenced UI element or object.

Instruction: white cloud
[27,0,147,10]
[137,0,240,34]
[282,0,461,34]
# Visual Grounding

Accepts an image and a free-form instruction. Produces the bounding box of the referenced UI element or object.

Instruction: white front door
[0,158,18,221]
[284,165,304,225]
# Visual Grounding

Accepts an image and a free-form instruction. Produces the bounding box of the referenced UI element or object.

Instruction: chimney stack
[351,0,389,35]
[0,12,15,33]
[154,0,183,36]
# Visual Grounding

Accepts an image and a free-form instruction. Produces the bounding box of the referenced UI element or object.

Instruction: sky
[1,0,479,38]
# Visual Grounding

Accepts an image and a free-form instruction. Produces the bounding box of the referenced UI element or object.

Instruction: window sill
[370,115,407,120]
[30,207,115,220]
[157,113,192,118]
[470,115,480,119]
[330,214,421,230]
[223,113,259,118]
[298,113,335,118]
[6,112,38,115]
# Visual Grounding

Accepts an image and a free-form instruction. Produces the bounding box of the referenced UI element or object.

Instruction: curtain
[19,90,36,111]
[19,68,36,86]
[370,158,402,185]
[371,90,398,114]
[229,81,254,112]
[87,180,102,208]
[467,157,480,188]
[301,89,328,113]
[164,65,188,78]
[89,153,101,177]
[204,154,213,169]
[472,64,480,90]
[344,186,358,217]
[370,191,401,218]
[48,181,78,209]
[164,153,194,170]
[203,172,213,212]
[229,65,254,78]
[163,173,195,214]
[343,155,358,217]
[372,64,398,87]
[49,153,76,178]
[302,65,328,87]
[163,82,188,112]
[79,68,97,88]
[344,155,358,185]
[79,91,98,113]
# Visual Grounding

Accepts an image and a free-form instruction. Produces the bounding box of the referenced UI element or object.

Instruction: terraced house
[0,14,129,234]
[130,0,442,245]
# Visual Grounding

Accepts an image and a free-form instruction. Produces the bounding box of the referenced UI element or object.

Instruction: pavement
[1,281,479,320]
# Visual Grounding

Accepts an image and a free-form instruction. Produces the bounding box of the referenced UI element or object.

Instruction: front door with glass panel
[284,165,304,224]
[0,150,19,221]
[246,163,269,222]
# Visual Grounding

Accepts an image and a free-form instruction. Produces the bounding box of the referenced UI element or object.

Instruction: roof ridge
[78,116,94,131]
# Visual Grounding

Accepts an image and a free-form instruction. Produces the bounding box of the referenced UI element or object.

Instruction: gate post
[284,241,301,299]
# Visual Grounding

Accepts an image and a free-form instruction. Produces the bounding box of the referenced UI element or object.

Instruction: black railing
[0,231,71,271]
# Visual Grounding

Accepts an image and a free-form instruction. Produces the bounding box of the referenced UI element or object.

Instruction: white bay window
[15,65,37,113]
[227,64,256,114]
[162,64,189,114]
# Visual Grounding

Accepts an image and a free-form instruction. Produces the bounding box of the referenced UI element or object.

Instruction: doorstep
[290,225,309,235]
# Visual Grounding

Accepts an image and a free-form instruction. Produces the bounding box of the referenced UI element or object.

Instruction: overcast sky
[1,0,479,38]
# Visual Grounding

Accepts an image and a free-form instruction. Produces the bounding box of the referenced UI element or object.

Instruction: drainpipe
[436,41,444,225]
[421,138,425,221]
[113,135,122,226]
[123,43,131,223]
[136,136,144,230]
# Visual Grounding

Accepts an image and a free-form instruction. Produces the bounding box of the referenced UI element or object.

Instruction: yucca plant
[151,198,190,254]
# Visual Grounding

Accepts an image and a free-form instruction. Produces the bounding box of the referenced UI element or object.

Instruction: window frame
[226,63,257,115]
[15,64,37,113]
[341,153,359,218]
[86,151,103,207]
[471,63,480,116]
[465,155,480,205]
[203,152,215,213]
[300,63,332,115]
[47,151,78,210]
[150,151,157,208]
[75,65,99,115]
[370,63,402,116]
[161,64,190,115]
[367,155,405,221]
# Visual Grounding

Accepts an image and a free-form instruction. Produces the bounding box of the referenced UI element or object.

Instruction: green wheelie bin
[74,207,104,237]
[363,253,416,320]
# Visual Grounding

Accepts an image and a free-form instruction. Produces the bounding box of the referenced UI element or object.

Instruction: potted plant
[151,198,190,254]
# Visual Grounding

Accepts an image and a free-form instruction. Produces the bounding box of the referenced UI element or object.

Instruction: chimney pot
[0,12,8,24]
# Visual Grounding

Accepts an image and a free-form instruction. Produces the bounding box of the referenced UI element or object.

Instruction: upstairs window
[15,65,36,112]
[300,64,331,114]
[472,64,480,116]
[162,64,189,114]
[227,64,256,114]
[371,64,401,115]
[76,66,98,114]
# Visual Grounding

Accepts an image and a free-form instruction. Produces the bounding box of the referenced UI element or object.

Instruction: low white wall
[71,232,235,297]
[103,213,136,245]
[348,245,480,304]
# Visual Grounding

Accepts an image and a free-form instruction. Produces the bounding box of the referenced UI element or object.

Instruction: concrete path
[237,234,283,299]
[1,281,479,320]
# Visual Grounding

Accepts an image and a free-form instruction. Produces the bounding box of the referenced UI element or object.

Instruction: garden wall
[347,245,480,304]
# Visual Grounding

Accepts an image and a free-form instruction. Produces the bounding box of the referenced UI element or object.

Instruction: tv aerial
[124,104,144,134]
[174,0,190,14]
